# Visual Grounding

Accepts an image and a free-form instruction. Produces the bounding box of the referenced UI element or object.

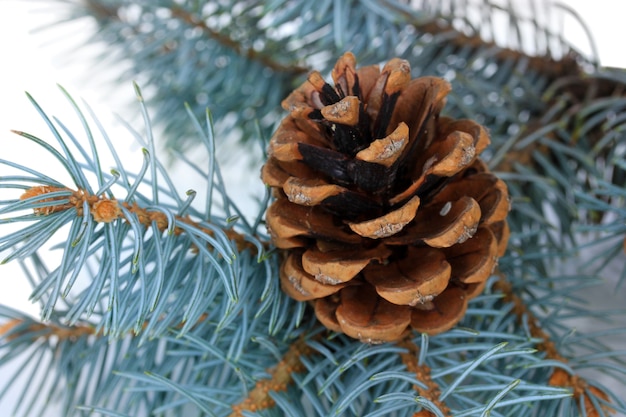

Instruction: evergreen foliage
[0,1,625,416]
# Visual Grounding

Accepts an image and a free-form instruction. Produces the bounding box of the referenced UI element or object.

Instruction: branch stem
[229,336,311,416]
[84,0,308,75]
[1,317,311,416]
[398,336,451,417]
[0,318,96,342]
[169,6,309,75]
[493,277,614,417]
[382,0,583,80]
[20,185,260,254]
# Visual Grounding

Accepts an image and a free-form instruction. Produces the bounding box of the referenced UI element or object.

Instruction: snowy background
[0,0,624,415]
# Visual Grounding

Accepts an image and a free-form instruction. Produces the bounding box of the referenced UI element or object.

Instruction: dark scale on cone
[262,52,510,343]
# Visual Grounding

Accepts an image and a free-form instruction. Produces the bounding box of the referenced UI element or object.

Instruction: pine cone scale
[389,77,451,143]
[266,199,362,246]
[382,197,480,247]
[445,227,498,284]
[364,247,451,306]
[336,284,412,343]
[301,245,392,285]
[348,195,421,239]
[410,287,468,334]
[298,142,395,193]
[355,122,409,167]
[283,177,382,218]
[280,252,347,301]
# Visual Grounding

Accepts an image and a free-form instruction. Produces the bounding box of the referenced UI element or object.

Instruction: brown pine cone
[261,52,509,343]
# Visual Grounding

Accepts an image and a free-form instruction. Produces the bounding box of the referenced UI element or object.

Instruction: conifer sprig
[51,0,592,151]
[0,86,274,340]
[494,277,619,417]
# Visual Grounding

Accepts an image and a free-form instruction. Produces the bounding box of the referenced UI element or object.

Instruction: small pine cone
[261,53,509,343]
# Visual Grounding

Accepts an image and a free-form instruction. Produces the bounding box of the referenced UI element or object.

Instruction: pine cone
[261,53,509,343]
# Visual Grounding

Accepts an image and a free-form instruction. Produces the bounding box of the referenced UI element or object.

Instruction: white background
[0,0,625,415]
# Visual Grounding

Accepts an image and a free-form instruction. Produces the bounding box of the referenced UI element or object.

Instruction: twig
[0,311,214,343]
[83,0,308,75]
[398,336,451,417]
[495,74,626,174]
[382,0,583,80]
[493,277,614,417]
[169,6,309,75]
[0,316,312,416]
[229,336,312,417]
[20,185,261,254]
[0,318,96,342]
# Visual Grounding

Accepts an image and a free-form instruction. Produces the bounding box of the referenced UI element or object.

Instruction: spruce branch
[17,184,260,254]
[398,336,451,416]
[0,310,222,344]
[50,0,593,151]
[492,69,626,295]
[84,0,584,81]
[0,86,277,343]
[495,71,626,190]
[83,0,309,75]
[167,5,309,76]
[229,336,313,417]
[493,277,616,417]
[574,179,626,285]
[549,369,613,417]
[383,0,585,79]
[0,316,96,343]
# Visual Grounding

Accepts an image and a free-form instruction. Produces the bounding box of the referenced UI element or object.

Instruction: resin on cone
[262,52,509,343]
